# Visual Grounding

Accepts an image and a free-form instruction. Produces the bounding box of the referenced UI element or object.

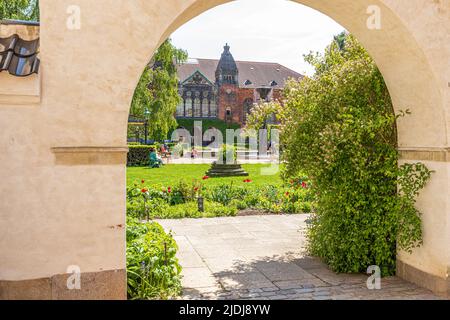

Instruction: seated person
[149,147,163,167]
[191,147,198,159]
[160,144,170,158]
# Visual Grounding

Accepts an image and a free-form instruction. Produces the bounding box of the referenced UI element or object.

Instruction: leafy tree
[244,101,284,132]
[0,0,39,21]
[333,31,347,52]
[249,33,432,275]
[129,39,187,142]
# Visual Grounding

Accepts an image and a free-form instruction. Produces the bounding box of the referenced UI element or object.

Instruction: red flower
[243,179,253,183]
[141,179,145,184]
[194,187,199,192]
[202,176,209,180]
[167,187,172,193]
[285,192,290,197]
[141,188,148,193]
[302,182,308,189]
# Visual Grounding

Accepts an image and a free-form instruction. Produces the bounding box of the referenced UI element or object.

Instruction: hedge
[128,145,156,167]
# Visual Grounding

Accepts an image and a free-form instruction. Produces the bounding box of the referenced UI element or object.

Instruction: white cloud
[170,0,346,75]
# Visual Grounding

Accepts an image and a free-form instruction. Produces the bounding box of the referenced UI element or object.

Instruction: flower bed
[127,175,314,220]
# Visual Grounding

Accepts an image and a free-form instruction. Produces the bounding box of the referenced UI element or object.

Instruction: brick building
[176,44,303,126]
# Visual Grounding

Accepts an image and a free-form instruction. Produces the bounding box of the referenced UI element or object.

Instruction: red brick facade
[217,86,284,125]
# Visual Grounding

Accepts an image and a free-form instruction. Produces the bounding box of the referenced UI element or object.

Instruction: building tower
[215,44,239,123]
[215,43,238,85]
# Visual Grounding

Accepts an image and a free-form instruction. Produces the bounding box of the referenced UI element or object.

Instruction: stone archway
[0,0,448,299]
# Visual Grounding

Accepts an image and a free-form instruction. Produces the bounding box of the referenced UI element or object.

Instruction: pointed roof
[215,43,238,76]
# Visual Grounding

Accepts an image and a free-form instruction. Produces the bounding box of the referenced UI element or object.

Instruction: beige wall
[398,160,449,277]
[0,0,449,297]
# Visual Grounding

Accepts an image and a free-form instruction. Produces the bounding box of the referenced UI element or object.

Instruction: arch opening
[122,0,448,299]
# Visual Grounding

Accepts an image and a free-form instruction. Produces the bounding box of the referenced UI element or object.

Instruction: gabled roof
[181,69,214,86]
[177,58,303,89]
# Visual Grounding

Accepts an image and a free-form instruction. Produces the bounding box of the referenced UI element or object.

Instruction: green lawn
[127,164,283,188]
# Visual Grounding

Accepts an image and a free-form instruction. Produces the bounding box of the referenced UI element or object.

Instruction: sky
[170,0,346,76]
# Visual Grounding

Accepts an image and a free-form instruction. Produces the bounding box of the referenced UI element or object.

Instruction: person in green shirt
[149,147,163,168]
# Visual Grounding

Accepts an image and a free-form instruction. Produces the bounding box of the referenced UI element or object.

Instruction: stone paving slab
[181,267,220,289]
[157,215,444,300]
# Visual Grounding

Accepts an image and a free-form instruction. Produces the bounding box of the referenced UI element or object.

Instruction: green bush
[230,199,249,210]
[204,184,247,206]
[129,198,237,220]
[165,201,238,219]
[127,145,157,166]
[169,180,196,205]
[282,34,432,275]
[202,182,313,214]
[126,217,182,300]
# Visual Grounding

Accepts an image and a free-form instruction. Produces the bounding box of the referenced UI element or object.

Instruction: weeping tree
[0,0,39,21]
[129,39,187,142]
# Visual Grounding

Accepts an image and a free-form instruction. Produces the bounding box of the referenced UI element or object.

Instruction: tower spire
[215,43,238,85]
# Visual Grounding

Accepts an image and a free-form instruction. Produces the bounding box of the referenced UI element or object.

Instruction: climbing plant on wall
[280,33,432,275]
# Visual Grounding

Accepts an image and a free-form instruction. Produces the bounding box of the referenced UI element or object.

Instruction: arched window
[210,98,217,117]
[185,98,193,117]
[202,98,209,117]
[193,98,201,117]
[176,100,184,117]
[226,107,232,120]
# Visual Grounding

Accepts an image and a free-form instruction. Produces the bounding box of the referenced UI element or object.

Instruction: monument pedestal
[206,162,249,177]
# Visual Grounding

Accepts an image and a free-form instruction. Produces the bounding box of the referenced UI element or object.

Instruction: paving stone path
[157,215,443,300]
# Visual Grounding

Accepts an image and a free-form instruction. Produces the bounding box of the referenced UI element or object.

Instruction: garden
[127,165,313,220]
[125,33,432,300]
[126,163,313,299]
